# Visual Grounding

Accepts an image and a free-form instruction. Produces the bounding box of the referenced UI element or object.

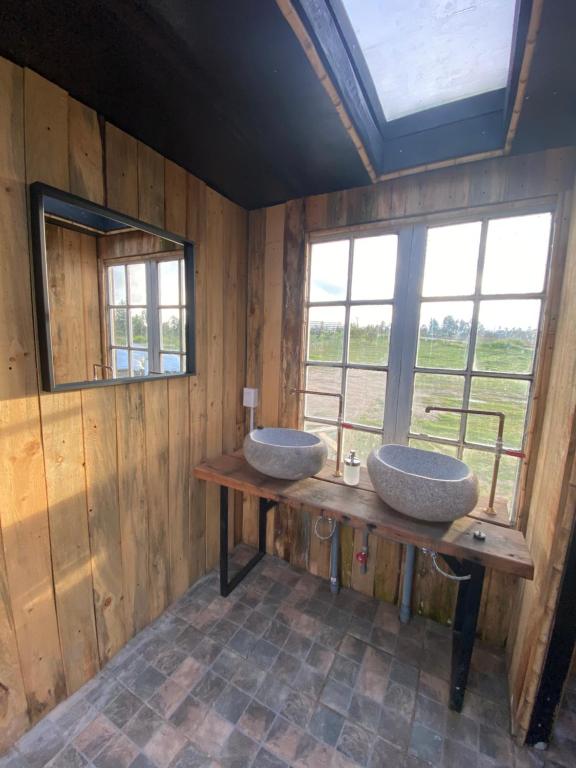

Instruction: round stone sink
[244,427,327,480]
[367,444,479,522]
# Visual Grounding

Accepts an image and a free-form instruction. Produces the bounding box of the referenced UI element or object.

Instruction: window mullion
[147,260,161,372]
[388,225,426,444]
[340,239,354,422]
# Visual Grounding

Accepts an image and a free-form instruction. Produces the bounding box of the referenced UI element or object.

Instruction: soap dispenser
[344,450,361,486]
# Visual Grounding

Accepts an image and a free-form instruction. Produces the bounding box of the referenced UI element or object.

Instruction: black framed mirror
[30,183,196,392]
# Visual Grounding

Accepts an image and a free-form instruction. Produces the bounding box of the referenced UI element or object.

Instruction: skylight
[341,0,517,121]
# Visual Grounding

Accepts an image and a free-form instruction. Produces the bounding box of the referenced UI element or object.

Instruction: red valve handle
[356,550,368,564]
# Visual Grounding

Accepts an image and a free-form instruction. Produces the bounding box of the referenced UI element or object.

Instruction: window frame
[103,252,188,379]
[302,201,556,523]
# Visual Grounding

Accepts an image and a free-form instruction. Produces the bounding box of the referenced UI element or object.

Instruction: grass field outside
[306,321,533,509]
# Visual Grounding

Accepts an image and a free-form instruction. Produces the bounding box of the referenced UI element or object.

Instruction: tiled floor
[2,550,574,768]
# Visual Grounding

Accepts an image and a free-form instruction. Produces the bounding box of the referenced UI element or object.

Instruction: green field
[307,325,533,509]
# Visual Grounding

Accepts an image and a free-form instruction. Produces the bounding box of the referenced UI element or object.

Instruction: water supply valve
[355,550,368,566]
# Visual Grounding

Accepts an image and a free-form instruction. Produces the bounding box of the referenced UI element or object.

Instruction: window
[303,211,553,521]
[340,0,516,121]
[106,256,186,378]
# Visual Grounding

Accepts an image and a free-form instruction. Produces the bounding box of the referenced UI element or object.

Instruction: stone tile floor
[2,549,575,768]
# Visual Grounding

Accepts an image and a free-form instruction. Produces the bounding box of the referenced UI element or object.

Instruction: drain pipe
[330,522,340,594]
[400,544,415,624]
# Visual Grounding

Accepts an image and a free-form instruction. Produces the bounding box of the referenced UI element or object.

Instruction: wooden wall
[507,175,576,741]
[244,147,576,649]
[45,223,103,384]
[0,59,247,752]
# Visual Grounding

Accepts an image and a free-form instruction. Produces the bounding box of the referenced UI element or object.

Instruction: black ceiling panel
[0,0,573,209]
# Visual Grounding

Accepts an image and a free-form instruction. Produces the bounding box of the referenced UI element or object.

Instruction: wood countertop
[193,452,534,580]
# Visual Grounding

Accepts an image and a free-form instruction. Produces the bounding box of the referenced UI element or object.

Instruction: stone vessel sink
[367,444,479,522]
[244,427,327,481]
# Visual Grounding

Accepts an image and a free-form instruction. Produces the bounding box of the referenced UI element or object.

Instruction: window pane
[113,348,129,378]
[467,377,530,449]
[482,213,551,295]
[475,300,540,374]
[422,222,481,297]
[408,439,458,458]
[131,350,149,377]
[343,429,382,466]
[351,235,397,300]
[304,420,337,462]
[109,265,126,305]
[463,449,520,512]
[349,305,392,365]
[345,369,386,428]
[304,366,342,421]
[309,240,349,302]
[111,308,127,346]
[307,306,345,362]
[128,263,147,304]
[411,373,465,440]
[159,260,180,305]
[161,353,181,373]
[130,308,148,348]
[417,301,473,369]
[160,308,181,352]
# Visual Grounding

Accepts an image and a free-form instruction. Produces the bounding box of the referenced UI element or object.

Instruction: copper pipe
[93,363,113,380]
[292,388,344,477]
[424,406,506,515]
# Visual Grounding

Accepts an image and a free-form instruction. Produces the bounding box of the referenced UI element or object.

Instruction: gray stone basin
[367,444,479,522]
[243,427,328,480]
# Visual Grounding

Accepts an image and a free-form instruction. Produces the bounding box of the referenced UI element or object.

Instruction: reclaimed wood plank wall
[507,175,576,741]
[0,58,248,752]
[243,146,576,652]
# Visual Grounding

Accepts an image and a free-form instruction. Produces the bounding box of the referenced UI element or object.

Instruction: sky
[309,213,551,330]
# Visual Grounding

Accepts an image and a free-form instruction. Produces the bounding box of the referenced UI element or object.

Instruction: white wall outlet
[243,387,259,408]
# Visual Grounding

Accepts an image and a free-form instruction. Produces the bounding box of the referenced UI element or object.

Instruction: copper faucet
[424,406,524,515]
[292,388,347,477]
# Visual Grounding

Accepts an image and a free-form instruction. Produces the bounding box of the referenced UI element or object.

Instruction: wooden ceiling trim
[275,0,377,183]
[505,0,545,153]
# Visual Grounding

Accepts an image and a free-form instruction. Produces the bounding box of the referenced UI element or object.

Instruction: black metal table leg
[442,555,486,712]
[219,487,275,597]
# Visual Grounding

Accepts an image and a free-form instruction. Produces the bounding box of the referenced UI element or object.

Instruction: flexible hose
[422,548,471,581]
[314,516,336,541]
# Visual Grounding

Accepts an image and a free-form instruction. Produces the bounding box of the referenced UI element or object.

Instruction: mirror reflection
[32,184,194,391]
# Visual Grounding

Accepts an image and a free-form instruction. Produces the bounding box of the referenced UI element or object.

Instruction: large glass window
[303,212,553,521]
[106,257,186,378]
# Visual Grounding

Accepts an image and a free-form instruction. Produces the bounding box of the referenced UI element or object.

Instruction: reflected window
[106,256,186,378]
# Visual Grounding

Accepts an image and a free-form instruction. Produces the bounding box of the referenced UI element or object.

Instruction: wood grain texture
[25,69,100,697]
[508,176,576,740]
[0,56,249,753]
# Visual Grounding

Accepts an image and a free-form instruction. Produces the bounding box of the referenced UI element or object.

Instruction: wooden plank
[168,377,191,600]
[82,389,126,663]
[116,384,149,635]
[187,174,208,582]
[138,143,164,228]
[0,514,29,750]
[144,380,170,621]
[204,188,225,569]
[79,230,103,377]
[105,124,138,216]
[165,160,192,599]
[279,199,306,428]
[261,204,286,427]
[373,539,402,604]
[195,453,534,579]
[25,69,100,696]
[68,98,103,204]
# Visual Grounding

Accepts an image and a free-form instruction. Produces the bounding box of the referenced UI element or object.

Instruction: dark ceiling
[0,0,574,210]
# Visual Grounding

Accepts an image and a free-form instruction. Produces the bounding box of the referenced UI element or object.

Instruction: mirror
[30,183,195,392]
